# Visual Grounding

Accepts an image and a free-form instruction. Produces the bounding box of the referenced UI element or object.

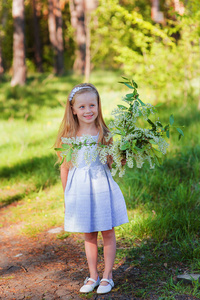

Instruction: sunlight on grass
[1,182,64,237]
[0,71,200,249]
[1,71,200,299]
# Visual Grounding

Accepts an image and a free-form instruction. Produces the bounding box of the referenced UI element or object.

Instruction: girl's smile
[72,92,98,125]
[84,114,93,119]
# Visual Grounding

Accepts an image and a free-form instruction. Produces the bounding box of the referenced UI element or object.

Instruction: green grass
[0,71,200,298]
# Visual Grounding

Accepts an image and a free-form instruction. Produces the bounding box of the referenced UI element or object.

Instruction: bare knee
[101,228,115,240]
[85,231,98,243]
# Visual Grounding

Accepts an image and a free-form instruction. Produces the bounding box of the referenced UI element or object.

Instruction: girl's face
[72,92,98,126]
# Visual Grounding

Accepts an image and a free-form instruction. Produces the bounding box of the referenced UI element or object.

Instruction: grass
[0,71,200,298]
[115,241,200,298]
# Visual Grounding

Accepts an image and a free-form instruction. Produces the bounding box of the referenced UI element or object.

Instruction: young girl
[54,83,128,294]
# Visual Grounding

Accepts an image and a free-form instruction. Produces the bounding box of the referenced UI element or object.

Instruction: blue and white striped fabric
[64,134,129,233]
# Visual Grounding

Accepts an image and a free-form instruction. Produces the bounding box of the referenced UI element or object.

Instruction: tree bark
[70,0,97,76]
[69,0,86,75]
[198,38,200,111]
[48,0,64,75]
[84,0,98,81]
[173,0,184,15]
[11,0,26,86]
[55,0,64,74]
[0,43,4,76]
[151,0,164,23]
[33,0,43,72]
[0,0,5,75]
[84,11,91,82]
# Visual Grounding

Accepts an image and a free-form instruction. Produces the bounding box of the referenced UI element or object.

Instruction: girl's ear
[71,105,76,115]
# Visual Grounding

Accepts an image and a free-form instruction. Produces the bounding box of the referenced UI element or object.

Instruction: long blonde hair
[54,83,111,164]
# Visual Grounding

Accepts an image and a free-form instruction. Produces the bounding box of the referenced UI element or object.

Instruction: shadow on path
[0,226,138,300]
[0,225,199,300]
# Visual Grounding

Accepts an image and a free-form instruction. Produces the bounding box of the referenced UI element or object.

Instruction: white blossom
[58,88,170,176]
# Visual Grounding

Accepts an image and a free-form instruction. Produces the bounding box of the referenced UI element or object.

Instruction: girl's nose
[85,106,91,113]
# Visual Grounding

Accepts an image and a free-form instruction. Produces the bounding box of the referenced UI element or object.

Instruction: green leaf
[59,157,64,166]
[166,130,170,138]
[169,114,174,125]
[138,110,142,117]
[131,80,138,88]
[54,147,65,151]
[120,131,126,136]
[152,147,163,158]
[124,83,134,89]
[147,119,156,127]
[176,127,184,136]
[154,155,163,166]
[134,145,142,151]
[131,140,137,149]
[62,144,71,149]
[164,124,169,131]
[66,149,73,162]
[137,98,146,106]
[155,103,163,107]
[126,93,133,98]
[125,98,133,102]
[127,126,135,134]
[140,145,149,152]
[157,122,163,127]
[121,76,129,80]
[117,105,127,110]
[121,142,130,150]
[150,140,157,145]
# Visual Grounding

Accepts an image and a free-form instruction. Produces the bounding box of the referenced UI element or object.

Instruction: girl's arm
[60,164,69,192]
[121,159,126,166]
[107,155,113,169]
[107,156,126,169]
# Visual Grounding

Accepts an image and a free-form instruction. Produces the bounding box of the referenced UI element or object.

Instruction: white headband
[69,86,92,102]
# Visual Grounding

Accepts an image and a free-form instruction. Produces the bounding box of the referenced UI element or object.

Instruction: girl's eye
[80,106,84,109]
[90,104,94,107]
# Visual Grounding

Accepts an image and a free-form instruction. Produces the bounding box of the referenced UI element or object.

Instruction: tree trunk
[55,0,64,75]
[151,0,159,19]
[11,0,26,86]
[48,0,64,75]
[198,38,200,111]
[70,0,97,76]
[69,0,86,75]
[151,0,164,23]
[84,0,97,81]
[0,0,5,76]
[33,0,43,72]
[173,0,185,15]
[84,11,91,82]
[0,43,4,76]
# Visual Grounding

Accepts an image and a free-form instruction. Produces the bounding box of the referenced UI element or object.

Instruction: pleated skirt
[64,164,129,233]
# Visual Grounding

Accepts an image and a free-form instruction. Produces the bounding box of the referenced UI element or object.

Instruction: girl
[54,83,128,294]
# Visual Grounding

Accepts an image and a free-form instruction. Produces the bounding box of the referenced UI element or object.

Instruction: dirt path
[0,224,136,300]
[1,224,199,300]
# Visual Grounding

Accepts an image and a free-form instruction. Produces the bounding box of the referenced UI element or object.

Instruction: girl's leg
[101,228,116,285]
[84,231,99,284]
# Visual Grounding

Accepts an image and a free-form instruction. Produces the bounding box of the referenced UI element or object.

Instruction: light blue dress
[64,134,129,233]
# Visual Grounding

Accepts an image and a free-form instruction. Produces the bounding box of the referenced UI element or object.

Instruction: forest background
[0,0,200,298]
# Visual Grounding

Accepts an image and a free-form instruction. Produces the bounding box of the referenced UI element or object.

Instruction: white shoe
[79,277,100,293]
[97,278,114,294]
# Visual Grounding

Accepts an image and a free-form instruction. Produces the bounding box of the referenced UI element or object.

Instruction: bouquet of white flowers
[55,78,184,177]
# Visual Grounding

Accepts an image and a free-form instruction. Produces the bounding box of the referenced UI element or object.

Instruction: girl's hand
[60,164,69,192]
[107,155,113,170]
[121,159,126,166]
